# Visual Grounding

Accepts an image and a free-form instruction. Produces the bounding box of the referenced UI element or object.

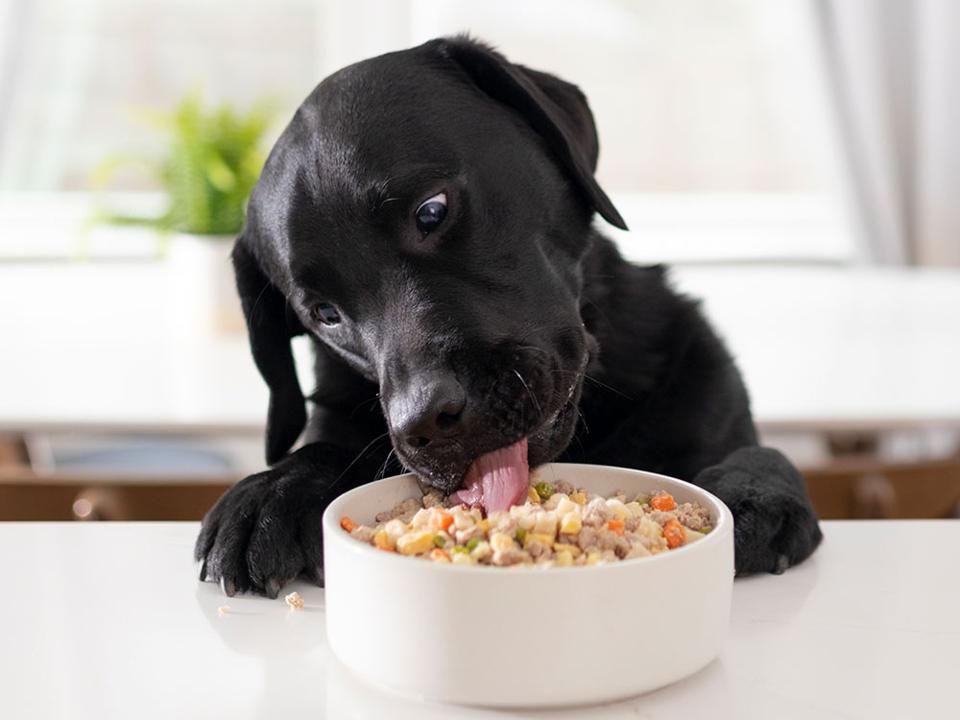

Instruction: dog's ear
[436,37,627,230]
[232,237,307,465]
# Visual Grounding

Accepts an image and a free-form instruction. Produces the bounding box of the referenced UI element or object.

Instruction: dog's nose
[391,373,467,449]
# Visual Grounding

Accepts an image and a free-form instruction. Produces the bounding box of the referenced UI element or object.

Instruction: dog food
[340,479,713,567]
[285,591,305,609]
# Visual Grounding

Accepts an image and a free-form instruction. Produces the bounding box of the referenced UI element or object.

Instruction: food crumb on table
[217,605,230,616]
[284,591,305,610]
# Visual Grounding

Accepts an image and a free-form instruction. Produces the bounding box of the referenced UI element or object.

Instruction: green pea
[535,481,555,500]
[452,545,469,554]
[466,537,481,552]
[634,494,650,505]
[515,528,528,544]
[433,535,446,548]
[701,526,712,534]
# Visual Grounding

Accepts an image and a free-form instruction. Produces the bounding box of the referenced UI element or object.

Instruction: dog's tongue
[449,438,529,514]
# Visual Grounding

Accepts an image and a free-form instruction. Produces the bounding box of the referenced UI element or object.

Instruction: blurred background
[1,0,957,521]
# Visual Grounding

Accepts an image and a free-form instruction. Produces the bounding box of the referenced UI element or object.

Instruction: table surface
[1,262,959,435]
[1,520,956,719]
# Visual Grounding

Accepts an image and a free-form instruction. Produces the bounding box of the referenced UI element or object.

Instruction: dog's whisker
[512,368,543,417]
[331,432,391,489]
[376,447,398,480]
[574,403,590,434]
[547,368,633,400]
[349,394,384,418]
[582,373,633,400]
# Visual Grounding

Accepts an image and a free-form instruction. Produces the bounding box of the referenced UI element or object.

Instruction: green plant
[93,92,272,236]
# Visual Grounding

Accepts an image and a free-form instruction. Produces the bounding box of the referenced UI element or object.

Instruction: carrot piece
[663,518,684,549]
[607,519,625,535]
[431,510,454,532]
[429,548,451,563]
[340,516,357,533]
[650,492,677,512]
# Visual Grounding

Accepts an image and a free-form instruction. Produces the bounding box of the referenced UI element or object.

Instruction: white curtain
[815,0,960,266]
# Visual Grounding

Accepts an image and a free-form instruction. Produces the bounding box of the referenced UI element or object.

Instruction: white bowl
[322,463,734,708]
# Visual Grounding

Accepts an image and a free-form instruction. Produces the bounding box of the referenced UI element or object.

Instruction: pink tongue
[449,438,529,514]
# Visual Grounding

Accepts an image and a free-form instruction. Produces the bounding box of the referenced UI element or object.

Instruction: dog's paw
[194,467,330,597]
[694,446,823,576]
[724,485,823,576]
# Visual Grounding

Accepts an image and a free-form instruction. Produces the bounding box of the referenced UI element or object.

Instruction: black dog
[196,36,822,597]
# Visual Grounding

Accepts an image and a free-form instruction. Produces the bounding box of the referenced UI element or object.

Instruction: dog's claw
[199,559,208,582]
[772,554,790,575]
[221,577,236,597]
[265,578,281,599]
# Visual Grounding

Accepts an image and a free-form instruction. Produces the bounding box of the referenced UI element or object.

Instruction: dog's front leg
[693,446,823,576]
[194,441,376,597]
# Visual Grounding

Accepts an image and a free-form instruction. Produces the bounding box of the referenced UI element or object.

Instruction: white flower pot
[166,233,245,336]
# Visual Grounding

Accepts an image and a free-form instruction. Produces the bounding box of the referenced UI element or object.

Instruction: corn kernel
[555,550,574,566]
[559,512,582,535]
[490,532,516,553]
[586,551,604,565]
[527,486,541,504]
[570,492,587,505]
[373,529,395,551]
[553,542,582,557]
[396,530,436,555]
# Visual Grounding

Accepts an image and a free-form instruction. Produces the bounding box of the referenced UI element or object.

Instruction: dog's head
[235,36,625,493]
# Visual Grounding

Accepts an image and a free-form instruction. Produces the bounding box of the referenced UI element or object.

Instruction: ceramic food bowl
[322,463,734,708]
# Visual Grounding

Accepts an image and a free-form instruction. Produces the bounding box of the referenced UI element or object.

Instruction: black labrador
[196,36,822,597]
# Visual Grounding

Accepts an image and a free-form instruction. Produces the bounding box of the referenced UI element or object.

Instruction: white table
[2,262,959,435]
[1,521,956,719]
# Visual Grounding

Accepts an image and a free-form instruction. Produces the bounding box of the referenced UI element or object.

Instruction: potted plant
[94,92,272,333]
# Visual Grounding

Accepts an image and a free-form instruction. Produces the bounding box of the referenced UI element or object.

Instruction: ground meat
[525,537,553,559]
[591,528,630,555]
[375,497,421,523]
[649,510,677,527]
[675,502,711,531]
[422,489,445,508]
[577,526,598,549]
[554,479,575,496]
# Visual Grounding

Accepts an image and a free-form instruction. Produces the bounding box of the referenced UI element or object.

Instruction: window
[0,0,855,262]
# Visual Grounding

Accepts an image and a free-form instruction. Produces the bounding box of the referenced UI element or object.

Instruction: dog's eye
[312,302,342,326]
[414,192,447,235]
